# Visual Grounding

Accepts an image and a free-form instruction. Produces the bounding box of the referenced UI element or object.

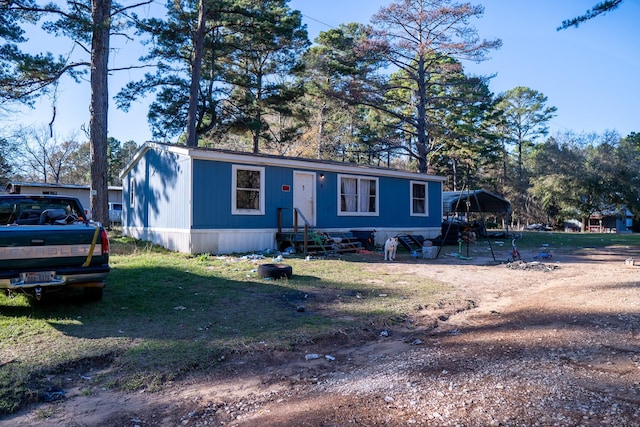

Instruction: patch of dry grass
[0,237,447,415]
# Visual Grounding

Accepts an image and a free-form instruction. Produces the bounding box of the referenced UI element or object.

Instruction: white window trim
[129,177,135,208]
[337,174,379,216]
[410,180,429,217]
[232,164,265,215]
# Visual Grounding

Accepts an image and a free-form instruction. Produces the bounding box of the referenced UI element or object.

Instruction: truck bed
[0,195,110,301]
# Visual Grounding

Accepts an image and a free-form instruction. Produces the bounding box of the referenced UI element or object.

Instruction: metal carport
[442,190,511,218]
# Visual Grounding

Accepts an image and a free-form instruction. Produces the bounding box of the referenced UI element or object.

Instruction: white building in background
[4,181,123,223]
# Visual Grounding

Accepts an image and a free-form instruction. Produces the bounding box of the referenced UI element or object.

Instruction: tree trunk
[252,72,263,154]
[451,158,458,191]
[415,56,429,173]
[317,103,325,159]
[89,0,111,225]
[252,118,260,153]
[186,0,207,147]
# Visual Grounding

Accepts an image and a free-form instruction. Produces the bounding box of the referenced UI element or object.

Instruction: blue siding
[125,149,191,229]
[121,143,447,254]
[192,160,295,229]
[315,172,337,226]
[265,166,295,227]
[314,173,441,229]
[190,159,441,230]
[192,160,232,228]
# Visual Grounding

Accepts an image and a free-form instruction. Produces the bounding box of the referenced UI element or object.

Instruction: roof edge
[124,142,447,182]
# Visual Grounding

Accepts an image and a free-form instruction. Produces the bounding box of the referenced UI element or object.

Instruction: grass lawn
[1,231,639,415]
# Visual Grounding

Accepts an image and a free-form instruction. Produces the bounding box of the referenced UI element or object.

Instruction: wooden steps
[276,230,363,255]
[395,234,424,254]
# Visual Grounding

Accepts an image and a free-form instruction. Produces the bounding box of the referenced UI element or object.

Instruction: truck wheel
[84,287,103,301]
[258,263,292,279]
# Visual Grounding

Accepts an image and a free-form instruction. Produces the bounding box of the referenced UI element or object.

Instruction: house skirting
[191,229,277,254]
[122,226,441,255]
[122,226,277,255]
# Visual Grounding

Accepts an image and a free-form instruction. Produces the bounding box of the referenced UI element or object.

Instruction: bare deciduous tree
[10,126,85,183]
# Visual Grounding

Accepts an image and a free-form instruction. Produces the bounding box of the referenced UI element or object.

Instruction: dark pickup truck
[0,194,110,301]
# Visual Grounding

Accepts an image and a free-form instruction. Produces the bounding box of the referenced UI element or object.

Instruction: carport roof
[443,190,511,214]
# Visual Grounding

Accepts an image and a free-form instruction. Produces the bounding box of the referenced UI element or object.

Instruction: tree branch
[557,0,623,30]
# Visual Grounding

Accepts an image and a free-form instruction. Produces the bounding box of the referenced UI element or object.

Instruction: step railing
[277,207,313,254]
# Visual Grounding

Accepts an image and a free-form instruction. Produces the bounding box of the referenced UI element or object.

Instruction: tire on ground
[258,263,293,279]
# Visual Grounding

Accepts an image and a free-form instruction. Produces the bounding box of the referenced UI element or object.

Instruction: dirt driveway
[5,246,640,426]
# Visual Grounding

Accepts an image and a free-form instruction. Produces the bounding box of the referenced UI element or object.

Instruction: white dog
[384,237,399,261]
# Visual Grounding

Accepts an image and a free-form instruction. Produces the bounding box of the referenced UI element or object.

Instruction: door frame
[293,171,316,227]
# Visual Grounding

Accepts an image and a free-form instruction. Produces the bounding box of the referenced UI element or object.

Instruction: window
[338,174,378,216]
[410,181,428,216]
[232,165,265,215]
[129,178,135,208]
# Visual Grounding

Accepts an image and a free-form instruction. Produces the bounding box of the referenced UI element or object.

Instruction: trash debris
[534,250,552,260]
[240,254,265,260]
[42,387,65,402]
[305,353,321,360]
[197,323,212,331]
[174,305,187,310]
[422,246,438,259]
[504,261,559,271]
[380,330,389,337]
[449,252,472,260]
[325,355,335,361]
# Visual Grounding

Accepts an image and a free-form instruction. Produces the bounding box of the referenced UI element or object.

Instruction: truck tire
[258,263,293,279]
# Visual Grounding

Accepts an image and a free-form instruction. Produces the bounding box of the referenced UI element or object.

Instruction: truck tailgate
[0,224,106,270]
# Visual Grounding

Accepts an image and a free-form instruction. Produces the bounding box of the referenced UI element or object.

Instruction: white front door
[293,171,316,227]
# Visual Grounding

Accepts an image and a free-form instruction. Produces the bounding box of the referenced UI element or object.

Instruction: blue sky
[12,0,640,144]
[291,0,640,138]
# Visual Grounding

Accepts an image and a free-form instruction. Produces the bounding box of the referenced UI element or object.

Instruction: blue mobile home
[120,142,446,254]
